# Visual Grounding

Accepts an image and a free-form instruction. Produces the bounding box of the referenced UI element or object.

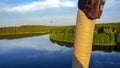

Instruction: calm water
[0,35,120,68]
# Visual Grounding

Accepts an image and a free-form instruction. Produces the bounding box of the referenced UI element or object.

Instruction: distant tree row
[95,23,120,34]
[0,25,51,34]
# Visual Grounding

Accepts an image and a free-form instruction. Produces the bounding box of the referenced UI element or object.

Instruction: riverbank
[0,22,120,45]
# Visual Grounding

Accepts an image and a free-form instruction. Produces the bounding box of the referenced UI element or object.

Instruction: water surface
[0,35,120,68]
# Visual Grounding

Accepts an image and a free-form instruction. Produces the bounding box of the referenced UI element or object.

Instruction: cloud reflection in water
[90,51,120,68]
[0,35,71,53]
[0,35,73,68]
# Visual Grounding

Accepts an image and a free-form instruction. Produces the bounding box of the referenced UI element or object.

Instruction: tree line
[0,25,51,35]
[0,22,120,45]
[0,25,51,39]
[50,23,120,45]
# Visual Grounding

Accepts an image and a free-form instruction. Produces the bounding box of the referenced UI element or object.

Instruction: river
[0,35,120,68]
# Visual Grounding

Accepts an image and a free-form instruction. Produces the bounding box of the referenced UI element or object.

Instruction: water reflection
[0,47,73,68]
[50,37,120,68]
[0,35,120,68]
[50,39,120,52]
[90,51,120,68]
[50,39,74,48]
[0,35,69,52]
[93,45,120,52]
[0,33,46,40]
[0,35,73,68]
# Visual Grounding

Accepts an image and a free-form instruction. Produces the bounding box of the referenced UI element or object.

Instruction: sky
[0,0,120,27]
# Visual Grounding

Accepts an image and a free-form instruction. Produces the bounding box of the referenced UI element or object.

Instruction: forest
[50,23,120,45]
[0,25,51,39]
[0,22,120,45]
[0,25,51,34]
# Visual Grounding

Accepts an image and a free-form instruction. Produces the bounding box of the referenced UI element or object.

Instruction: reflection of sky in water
[90,51,120,68]
[0,47,73,68]
[0,35,70,53]
[0,35,73,68]
[0,35,120,68]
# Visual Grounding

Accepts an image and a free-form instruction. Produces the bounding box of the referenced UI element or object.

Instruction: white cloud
[1,0,76,13]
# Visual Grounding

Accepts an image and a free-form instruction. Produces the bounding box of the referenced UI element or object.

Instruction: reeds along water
[72,10,96,68]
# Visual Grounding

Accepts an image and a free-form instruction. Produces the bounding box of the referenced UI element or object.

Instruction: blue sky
[0,0,120,27]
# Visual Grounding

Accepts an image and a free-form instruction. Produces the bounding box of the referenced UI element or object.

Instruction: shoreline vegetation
[0,22,120,45]
[50,23,120,46]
